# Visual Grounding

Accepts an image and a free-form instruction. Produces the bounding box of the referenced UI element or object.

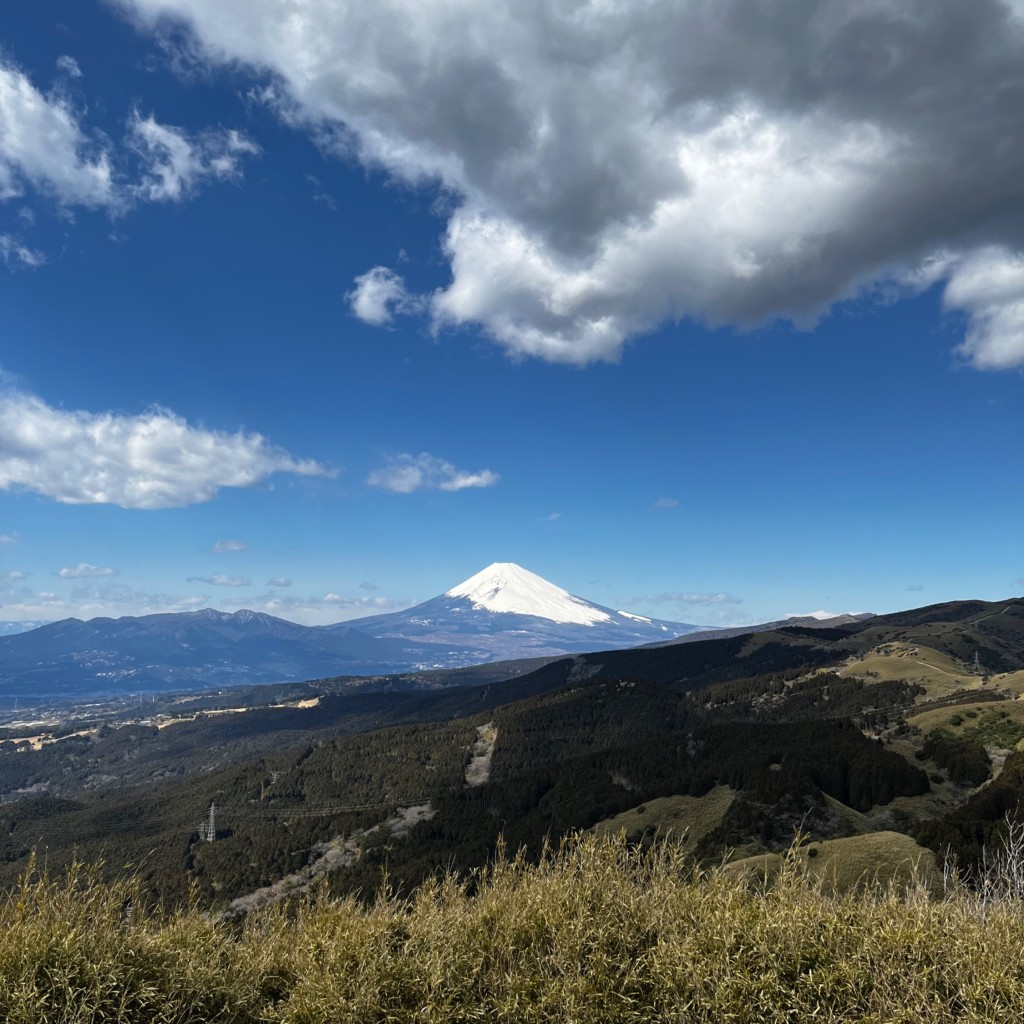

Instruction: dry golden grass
[908,697,1024,736]
[5,835,1024,1023]
[841,642,976,697]
[724,831,939,895]
[590,785,734,851]
[994,670,1024,695]
[821,794,873,835]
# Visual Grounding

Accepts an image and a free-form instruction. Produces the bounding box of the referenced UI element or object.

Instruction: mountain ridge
[0,563,702,697]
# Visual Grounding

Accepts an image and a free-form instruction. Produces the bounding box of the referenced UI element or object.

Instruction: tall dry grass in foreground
[3,836,1024,1023]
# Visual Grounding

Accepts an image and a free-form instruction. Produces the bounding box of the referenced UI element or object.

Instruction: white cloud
[652,498,678,510]
[785,610,852,621]
[0,574,413,626]
[128,111,259,202]
[114,0,1024,368]
[266,576,292,587]
[0,57,257,232]
[57,563,117,579]
[541,512,562,521]
[0,582,213,620]
[348,266,420,326]
[254,590,413,625]
[0,570,26,580]
[212,538,246,553]
[0,384,329,509]
[0,60,113,206]
[0,234,44,268]
[0,533,14,543]
[367,452,499,493]
[942,247,1024,370]
[186,573,251,586]
[651,592,743,606]
[56,56,83,79]
[358,581,377,591]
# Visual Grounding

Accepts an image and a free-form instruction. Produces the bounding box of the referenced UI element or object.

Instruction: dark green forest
[1,597,1023,909]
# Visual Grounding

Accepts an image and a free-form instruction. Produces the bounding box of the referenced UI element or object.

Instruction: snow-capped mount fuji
[447,563,618,625]
[333,562,704,664]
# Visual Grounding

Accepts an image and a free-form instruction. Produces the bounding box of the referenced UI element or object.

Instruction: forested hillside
[0,597,1022,908]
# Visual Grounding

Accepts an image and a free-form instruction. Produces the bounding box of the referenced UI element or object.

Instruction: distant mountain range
[0,621,51,637]
[0,563,704,697]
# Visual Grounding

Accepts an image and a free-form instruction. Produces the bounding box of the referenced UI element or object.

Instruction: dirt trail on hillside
[466,723,497,787]
[221,803,434,919]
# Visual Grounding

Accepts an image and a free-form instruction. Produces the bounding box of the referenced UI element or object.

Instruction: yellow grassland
[590,785,734,851]
[724,830,939,894]
[7,835,1024,1023]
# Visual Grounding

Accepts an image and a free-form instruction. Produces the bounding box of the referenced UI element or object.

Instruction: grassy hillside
[2,596,1023,911]
[4,835,1024,1023]
[590,786,735,851]
[724,831,939,893]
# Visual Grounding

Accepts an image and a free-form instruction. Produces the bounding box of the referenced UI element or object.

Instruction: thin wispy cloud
[212,539,246,553]
[186,573,251,587]
[649,592,743,606]
[57,563,117,579]
[253,591,415,626]
[0,57,257,239]
[128,112,259,203]
[2,583,212,620]
[55,56,83,79]
[0,234,44,269]
[367,452,499,494]
[0,384,329,509]
[652,498,678,510]
[266,577,293,587]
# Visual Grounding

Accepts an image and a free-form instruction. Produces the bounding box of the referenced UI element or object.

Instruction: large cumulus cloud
[116,0,1024,366]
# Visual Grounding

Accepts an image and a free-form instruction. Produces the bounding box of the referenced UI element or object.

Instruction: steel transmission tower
[198,802,216,842]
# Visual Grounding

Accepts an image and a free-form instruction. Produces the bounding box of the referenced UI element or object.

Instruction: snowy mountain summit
[338,561,705,667]
[446,562,613,625]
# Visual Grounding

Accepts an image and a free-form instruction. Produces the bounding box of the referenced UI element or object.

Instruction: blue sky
[0,0,1022,626]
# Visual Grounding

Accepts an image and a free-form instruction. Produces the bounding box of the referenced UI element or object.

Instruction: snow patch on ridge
[446,562,613,625]
[785,610,864,621]
[617,611,653,624]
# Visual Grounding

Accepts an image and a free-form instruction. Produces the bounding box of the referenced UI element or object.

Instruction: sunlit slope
[590,786,734,851]
[725,831,939,893]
